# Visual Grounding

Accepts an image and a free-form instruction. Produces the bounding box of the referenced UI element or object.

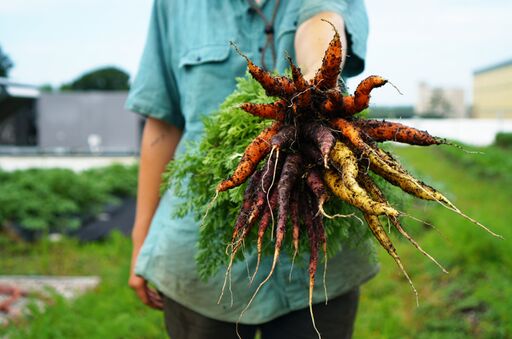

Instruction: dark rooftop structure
[0,78,39,146]
[0,78,142,154]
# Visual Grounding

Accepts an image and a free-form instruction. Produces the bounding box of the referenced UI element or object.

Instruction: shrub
[0,164,138,234]
[494,132,512,149]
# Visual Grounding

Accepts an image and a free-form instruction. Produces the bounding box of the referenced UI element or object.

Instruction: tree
[39,84,54,92]
[61,66,130,91]
[0,45,14,78]
[426,89,452,118]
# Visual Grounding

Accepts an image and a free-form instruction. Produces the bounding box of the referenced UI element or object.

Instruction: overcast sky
[1,0,511,105]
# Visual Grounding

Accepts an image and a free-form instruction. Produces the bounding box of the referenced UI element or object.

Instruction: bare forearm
[295,12,347,81]
[132,117,183,247]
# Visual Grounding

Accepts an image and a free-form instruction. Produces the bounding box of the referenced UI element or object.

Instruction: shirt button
[196,56,202,62]
[258,47,263,53]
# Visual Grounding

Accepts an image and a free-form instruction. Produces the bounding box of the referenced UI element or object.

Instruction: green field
[354,145,512,339]
[1,144,510,338]
[0,234,167,338]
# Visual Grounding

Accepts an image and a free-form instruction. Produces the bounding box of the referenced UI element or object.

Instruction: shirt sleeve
[297,0,369,77]
[125,0,185,129]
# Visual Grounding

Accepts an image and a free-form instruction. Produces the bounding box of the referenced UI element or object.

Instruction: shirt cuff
[125,97,185,130]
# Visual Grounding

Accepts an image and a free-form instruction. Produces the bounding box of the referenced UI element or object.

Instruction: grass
[354,144,512,339]
[0,233,167,339]
[436,142,512,183]
[1,144,510,338]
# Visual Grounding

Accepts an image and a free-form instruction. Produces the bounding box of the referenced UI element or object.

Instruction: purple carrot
[301,143,323,166]
[271,125,297,150]
[300,121,336,167]
[306,168,330,216]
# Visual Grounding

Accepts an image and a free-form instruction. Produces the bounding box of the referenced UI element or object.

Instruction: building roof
[0,77,40,98]
[474,58,512,75]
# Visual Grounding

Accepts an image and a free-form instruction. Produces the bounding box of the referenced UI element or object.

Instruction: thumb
[129,274,149,305]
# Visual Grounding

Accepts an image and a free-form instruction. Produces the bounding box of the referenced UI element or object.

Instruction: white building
[415,82,466,118]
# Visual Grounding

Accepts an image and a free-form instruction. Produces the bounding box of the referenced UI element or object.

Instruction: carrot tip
[387,80,403,96]
[320,18,339,36]
[229,41,250,63]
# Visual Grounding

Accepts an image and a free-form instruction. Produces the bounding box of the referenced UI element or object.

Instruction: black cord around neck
[247,0,280,70]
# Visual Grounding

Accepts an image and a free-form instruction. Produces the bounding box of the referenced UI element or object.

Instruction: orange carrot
[231,42,295,98]
[351,119,444,146]
[240,100,287,121]
[341,95,357,116]
[287,55,308,91]
[353,75,387,113]
[329,118,372,155]
[217,121,282,193]
[312,20,342,90]
[321,89,344,117]
[287,55,313,112]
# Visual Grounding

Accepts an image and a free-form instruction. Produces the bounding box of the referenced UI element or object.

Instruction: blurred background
[0,0,511,338]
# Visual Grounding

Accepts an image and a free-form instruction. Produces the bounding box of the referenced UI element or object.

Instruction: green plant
[353,145,512,338]
[0,233,166,339]
[494,132,512,149]
[0,164,138,234]
[435,142,512,182]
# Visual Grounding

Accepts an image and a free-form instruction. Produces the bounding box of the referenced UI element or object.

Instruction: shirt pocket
[179,44,231,68]
[277,19,298,43]
[178,44,236,129]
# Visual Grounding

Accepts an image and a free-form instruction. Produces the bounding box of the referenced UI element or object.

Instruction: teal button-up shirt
[126,0,378,324]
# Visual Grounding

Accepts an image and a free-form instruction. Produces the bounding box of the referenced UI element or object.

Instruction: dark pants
[162,288,359,339]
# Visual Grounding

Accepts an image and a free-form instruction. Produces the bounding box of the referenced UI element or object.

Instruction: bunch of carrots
[211,20,501,334]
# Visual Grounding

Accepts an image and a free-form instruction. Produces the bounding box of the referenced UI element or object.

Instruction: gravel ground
[0,276,100,326]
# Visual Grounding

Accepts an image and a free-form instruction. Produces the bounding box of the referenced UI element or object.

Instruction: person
[126,1,378,338]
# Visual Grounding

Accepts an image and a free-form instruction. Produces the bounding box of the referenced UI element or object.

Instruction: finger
[145,287,164,310]
[133,286,150,305]
[146,288,162,302]
[148,295,164,310]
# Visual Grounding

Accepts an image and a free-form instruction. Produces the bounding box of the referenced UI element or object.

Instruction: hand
[128,273,164,310]
[295,12,347,82]
[129,241,164,310]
